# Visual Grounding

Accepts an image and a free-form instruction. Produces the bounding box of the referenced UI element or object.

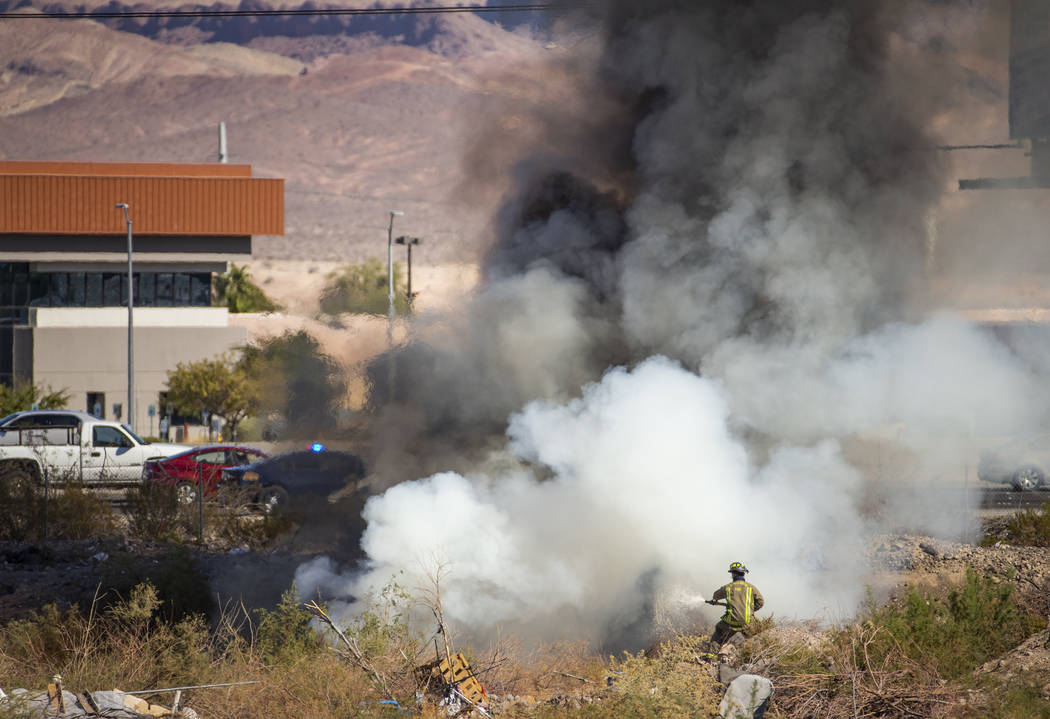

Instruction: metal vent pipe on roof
[218,122,227,164]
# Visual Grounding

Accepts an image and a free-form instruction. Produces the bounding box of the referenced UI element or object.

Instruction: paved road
[980,486,1050,511]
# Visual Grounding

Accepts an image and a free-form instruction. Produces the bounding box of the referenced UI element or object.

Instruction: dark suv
[221,448,367,510]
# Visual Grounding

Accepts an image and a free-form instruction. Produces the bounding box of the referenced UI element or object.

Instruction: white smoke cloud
[312,313,1039,643]
[300,357,877,643]
[715,314,1038,443]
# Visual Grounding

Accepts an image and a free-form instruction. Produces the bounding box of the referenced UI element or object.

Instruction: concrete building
[0,160,284,437]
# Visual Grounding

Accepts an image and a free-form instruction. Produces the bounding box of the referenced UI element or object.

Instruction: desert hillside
[0,3,577,268]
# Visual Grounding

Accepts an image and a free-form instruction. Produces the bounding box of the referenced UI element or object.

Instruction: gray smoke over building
[310,1,1045,649]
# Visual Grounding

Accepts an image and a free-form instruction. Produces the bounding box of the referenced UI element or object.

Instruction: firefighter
[706,562,764,649]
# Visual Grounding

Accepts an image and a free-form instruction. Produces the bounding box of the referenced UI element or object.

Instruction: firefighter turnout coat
[712,579,764,629]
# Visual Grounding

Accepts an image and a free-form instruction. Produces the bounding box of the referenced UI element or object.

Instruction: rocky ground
[3,512,1050,719]
[3,520,1049,646]
[869,530,1050,685]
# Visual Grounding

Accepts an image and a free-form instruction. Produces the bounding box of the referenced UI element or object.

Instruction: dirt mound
[976,627,1050,685]
[866,534,1050,610]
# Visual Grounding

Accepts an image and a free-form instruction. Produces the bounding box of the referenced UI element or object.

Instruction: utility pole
[385,210,404,403]
[395,235,422,310]
[115,203,134,431]
[386,210,404,347]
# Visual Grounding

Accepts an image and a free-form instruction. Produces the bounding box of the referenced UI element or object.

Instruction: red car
[142,445,268,504]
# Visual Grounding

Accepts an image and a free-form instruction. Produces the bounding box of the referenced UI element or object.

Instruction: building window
[191,274,211,306]
[11,271,214,310]
[174,273,190,305]
[85,274,103,305]
[11,267,28,306]
[102,274,121,305]
[70,273,85,306]
[87,392,105,419]
[156,273,173,306]
[0,265,15,306]
[28,274,50,306]
[139,274,155,306]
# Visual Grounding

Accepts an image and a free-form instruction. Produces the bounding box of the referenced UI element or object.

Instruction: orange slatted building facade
[0,161,283,236]
[0,160,285,438]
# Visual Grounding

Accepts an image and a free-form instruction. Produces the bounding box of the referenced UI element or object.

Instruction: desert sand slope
[0,15,304,116]
[0,16,566,263]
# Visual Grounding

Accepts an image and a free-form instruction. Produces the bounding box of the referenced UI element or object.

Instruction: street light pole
[386,210,404,347]
[115,203,134,432]
[395,236,422,310]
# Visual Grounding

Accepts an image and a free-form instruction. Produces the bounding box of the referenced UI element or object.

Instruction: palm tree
[214,264,280,313]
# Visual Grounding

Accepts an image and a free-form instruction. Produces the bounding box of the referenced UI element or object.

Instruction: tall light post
[386,210,404,347]
[395,235,422,311]
[115,203,134,431]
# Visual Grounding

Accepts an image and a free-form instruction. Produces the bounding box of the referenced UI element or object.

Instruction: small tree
[241,330,346,435]
[215,264,280,313]
[319,258,409,316]
[0,380,69,417]
[165,354,259,440]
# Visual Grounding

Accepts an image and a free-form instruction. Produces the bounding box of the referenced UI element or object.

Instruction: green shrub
[741,613,774,638]
[104,582,212,686]
[0,582,211,691]
[0,476,117,541]
[0,602,83,678]
[595,636,720,719]
[345,580,414,659]
[0,381,69,417]
[217,505,293,547]
[0,580,408,718]
[124,482,181,540]
[254,585,326,665]
[124,482,288,549]
[96,545,214,622]
[1003,501,1050,546]
[319,258,409,316]
[972,674,1050,719]
[860,568,1044,679]
[324,578,427,706]
[0,471,46,540]
[240,330,346,435]
[46,483,119,539]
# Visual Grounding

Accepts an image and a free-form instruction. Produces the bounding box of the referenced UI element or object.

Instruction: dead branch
[304,600,398,704]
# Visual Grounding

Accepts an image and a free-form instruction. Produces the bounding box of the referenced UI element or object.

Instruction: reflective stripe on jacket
[712,580,764,628]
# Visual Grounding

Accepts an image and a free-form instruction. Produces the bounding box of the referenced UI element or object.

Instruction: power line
[0,3,575,20]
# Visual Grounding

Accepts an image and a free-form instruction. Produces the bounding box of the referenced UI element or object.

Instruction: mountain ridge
[0,3,571,262]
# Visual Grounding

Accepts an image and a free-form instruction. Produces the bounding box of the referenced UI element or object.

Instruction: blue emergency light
[310,442,325,452]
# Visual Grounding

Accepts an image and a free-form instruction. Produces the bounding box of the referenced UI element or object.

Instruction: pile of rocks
[0,684,198,719]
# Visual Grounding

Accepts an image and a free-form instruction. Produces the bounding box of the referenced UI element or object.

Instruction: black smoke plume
[367,0,947,480]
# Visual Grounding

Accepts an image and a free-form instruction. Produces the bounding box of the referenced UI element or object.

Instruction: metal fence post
[43,467,49,541]
[197,461,204,545]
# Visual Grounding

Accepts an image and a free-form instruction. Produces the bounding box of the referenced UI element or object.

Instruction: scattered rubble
[0,684,198,719]
[975,627,1050,682]
[866,532,1050,610]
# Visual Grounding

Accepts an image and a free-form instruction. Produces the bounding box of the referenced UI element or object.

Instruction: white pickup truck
[0,409,190,485]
